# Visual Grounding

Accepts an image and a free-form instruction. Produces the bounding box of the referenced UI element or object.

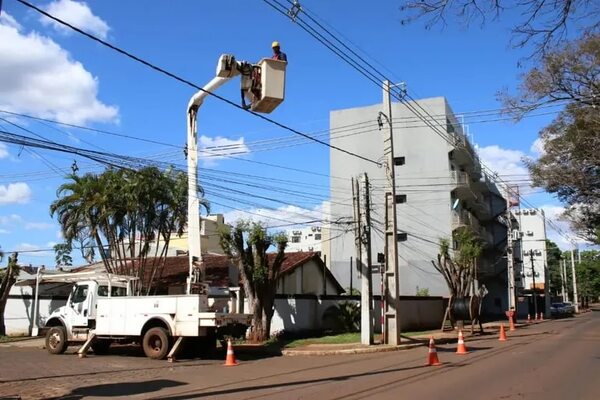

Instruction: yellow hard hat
[272,41,280,48]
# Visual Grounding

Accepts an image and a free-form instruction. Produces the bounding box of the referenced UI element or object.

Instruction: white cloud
[0,228,9,234]
[25,222,55,230]
[530,137,546,157]
[0,12,118,125]
[539,204,589,249]
[41,0,110,39]
[199,135,249,165]
[13,242,53,257]
[222,203,329,229]
[0,214,22,225]
[0,183,32,205]
[478,145,529,178]
[0,143,8,159]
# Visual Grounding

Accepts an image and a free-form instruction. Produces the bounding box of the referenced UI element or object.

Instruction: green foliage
[433,229,482,298]
[219,220,288,341]
[50,167,207,293]
[322,301,360,333]
[344,287,361,296]
[416,287,430,297]
[53,242,73,267]
[577,250,600,298]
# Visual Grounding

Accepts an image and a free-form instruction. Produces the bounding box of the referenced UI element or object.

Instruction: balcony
[451,209,480,232]
[471,197,492,221]
[449,132,482,179]
[451,171,476,201]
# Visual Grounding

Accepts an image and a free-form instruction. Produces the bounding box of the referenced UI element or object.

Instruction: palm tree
[50,167,209,293]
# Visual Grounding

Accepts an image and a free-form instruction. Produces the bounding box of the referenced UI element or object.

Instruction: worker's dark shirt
[272,52,288,62]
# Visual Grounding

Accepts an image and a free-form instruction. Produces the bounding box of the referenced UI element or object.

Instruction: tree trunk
[0,260,17,336]
[249,298,265,342]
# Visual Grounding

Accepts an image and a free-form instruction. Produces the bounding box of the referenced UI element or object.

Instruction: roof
[63,251,344,293]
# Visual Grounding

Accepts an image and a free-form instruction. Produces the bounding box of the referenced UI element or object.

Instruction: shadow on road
[150,364,430,399]
[50,379,186,399]
[436,345,492,353]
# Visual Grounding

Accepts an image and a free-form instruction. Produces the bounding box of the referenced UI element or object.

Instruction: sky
[0,0,589,267]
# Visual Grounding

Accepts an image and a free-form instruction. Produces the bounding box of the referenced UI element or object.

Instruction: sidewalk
[281,319,548,356]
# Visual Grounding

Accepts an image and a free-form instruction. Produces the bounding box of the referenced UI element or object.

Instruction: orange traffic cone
[508,315,516,331]
[498,324,507,341]
[456,330,468,354]
[223,339,239,366]
[426,337,441,366]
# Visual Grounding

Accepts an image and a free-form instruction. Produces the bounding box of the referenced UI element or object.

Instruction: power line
[15,0,381,167]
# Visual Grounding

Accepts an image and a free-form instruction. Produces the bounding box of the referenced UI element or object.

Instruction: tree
[400,0,600,56]
[545,240,563,297]
[50,167,208,294]
[54,242,73,267]
[576,250,600,301]
[220,221,287,342]
[432,229,483,326]
[510,35,600,242]
[0,253,19,336]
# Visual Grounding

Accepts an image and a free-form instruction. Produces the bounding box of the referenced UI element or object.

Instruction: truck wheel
[46,326,68,354]
[142,327,170,360]
[91,339,111,355]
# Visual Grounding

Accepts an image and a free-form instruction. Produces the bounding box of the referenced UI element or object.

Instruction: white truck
[40,272,250,360]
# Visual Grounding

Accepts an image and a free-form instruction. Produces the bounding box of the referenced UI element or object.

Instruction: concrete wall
[269,295,445,335]
[5,283,69,336]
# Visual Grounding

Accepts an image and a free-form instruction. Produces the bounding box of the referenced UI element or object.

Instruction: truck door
[68,284,91,327]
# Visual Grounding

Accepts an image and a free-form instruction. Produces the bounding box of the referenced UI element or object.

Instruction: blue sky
[0,0,582,266]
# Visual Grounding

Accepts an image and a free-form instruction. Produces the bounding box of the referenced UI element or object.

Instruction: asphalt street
[0,310,598,399]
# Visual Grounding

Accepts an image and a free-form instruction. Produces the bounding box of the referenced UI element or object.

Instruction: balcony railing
[451,170,470,188]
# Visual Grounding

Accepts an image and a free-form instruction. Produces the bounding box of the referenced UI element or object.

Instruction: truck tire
[91,339,111,355]
[142,327,170,360]
[46,326,68,354]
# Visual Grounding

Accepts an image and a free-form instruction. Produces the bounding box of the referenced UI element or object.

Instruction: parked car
[562,302,575,316]
[550,303,563,318]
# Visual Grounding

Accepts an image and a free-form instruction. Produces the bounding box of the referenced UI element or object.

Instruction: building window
[314,234,322,240]
[291,236,301,243]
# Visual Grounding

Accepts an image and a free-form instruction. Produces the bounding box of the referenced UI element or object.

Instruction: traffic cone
[508,316,516,331]
[426,337,441,366]
[498,324,507,341]
[223,339,239,366]
[527,314,531,323]
[540,312,544,321]
[456,330,468,354]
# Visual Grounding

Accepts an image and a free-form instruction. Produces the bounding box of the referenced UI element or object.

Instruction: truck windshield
[97,286,127,297]
[71,285,89,303]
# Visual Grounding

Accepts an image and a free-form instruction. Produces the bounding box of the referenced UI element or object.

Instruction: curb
[282,342,424,356]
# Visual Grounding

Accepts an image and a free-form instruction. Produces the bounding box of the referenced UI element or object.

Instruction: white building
[513,208,549,317]
[285,226,323,254]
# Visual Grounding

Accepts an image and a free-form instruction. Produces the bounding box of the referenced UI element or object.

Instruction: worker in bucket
[271,41,287,62]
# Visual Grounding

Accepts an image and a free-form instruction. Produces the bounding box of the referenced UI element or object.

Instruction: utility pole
[560,258,567,302]
[570,247,579,313]
[380,80,401,345]
[506,193,516,312]
[529,250,538,318]
[361,173,373,344]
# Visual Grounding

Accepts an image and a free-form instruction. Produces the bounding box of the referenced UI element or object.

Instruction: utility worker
[271,41,288,62]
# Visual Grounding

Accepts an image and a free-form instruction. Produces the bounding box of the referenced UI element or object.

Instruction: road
[1,310,598,399]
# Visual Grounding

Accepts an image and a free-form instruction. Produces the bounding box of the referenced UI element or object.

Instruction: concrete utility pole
[506,195,516,312]
[529,250,538,318]
[560,258,567,302]
[361,173,374,345]
[381,80,401,345]
[570,247,579,313]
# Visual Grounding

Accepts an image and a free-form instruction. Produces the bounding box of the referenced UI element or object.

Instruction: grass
[282,329,438,348]
[0,335,29,343]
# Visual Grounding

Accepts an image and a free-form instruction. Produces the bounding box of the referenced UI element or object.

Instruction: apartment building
[327,97,508,307]
[512,208,550,317]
